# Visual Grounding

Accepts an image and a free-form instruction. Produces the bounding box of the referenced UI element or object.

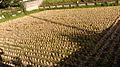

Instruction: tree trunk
[116,0,119,4]
[94,0,97,5]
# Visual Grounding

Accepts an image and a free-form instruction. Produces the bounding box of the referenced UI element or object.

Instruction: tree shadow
[11,57,24,67]
[55,28,108,67]
[0,48,34,67]
[11,56,37,67]
[0,63,13,67]
[29,15,100,34]
[0,48,13,67]
[29,15,113,67]
[55,21,120,67]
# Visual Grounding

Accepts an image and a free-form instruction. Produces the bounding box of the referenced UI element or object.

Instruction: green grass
[43,0,96,4]
[43,0,78,4]
[0,8,45,23]
[42,2,120,10]
[0,12,25,23]
[44,0,64,3]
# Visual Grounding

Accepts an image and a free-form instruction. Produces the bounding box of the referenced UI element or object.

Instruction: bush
[101,2,108,6]
[0,0,22,8]
[109,3,117,6]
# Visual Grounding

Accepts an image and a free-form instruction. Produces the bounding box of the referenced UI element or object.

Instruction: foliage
[0,0,22,8]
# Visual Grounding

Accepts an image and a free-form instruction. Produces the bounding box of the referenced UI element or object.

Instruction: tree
[0,0,22,8]
[115,0,118,4]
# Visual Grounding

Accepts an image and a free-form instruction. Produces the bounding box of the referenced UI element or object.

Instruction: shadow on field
[56,30,107,67]
[0,15,118,67]
[0,48,33,67]
[0,48,13,67]
[29,15,99,34]
[29,15,111,66]
[55,21,119,66]
[0,63,13,67]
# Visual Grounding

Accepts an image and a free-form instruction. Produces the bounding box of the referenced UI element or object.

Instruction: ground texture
[0,6,120,67]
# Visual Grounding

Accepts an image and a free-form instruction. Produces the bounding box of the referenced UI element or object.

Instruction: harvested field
[0,6,120,66]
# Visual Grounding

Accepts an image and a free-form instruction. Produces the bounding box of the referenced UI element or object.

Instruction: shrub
[101,2,108,6]
[0,0,22,8]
